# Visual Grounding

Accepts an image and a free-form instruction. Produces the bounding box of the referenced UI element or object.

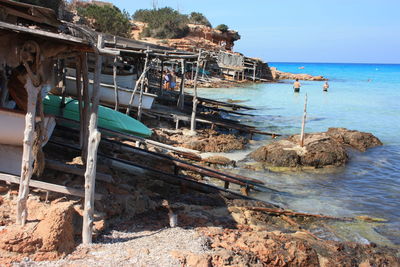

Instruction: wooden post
[82,36,103,245]
[81,53,90,159]
[126,62,150,115]
[159,60,164,94]
[177,59,185,110]
[75,56,84,149]
[202,60,207,79]
[300,93,308,147]
[113,56,119,111]
[137,49,150,121]
[190,51,202,134]
[16,77,39,226]
[0,66,8,107]
[113,36,119,111]
[253,63,256,81]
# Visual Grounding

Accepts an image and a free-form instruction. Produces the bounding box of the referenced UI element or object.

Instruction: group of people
[293,79,329,92]
[163,70,177,90]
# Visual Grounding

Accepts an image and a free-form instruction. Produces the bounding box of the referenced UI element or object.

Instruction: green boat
[43,95,152,138]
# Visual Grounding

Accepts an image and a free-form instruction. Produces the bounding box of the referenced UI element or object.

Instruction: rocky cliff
[131,22,240,52]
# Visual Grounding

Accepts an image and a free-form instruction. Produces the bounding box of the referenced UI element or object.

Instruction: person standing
[323,81,329,92]
[293,78,301,92]
[163,70,171,90]
[170,71,177,90]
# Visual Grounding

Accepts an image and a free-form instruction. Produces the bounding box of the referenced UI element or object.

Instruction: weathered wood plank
[45,159,114,184]
[0,173,102,200]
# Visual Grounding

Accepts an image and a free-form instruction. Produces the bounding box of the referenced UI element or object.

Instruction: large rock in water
[250,128,382,168]
[326,128,383,152]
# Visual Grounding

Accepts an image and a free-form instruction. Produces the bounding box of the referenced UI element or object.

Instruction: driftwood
[0,173,102,200]
[300,94,307,147]
[137,50,149,121]
[190,51,202,133]
[16,77,39,226]
[82,45,103,244]
[75,56,84,148]
[177,59,185,110]
[81,53,90,159]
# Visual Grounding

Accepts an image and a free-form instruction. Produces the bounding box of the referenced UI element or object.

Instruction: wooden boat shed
[0,0,205,244]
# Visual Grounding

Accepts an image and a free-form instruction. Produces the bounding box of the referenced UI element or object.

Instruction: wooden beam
[159,60,164,94]
[0,65,8,107]
[0,173,102,200]
[190,51,202,134]
[45,159,114,184]
[82,36,103,245]
[137,49,149,121]
[81,53,90,159]
[300,94,308,147]
[177,59,185,111]
[16,77,39,226]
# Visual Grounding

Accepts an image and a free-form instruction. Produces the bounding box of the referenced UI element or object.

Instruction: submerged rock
[250,128,382,169]
[202,156,236,167]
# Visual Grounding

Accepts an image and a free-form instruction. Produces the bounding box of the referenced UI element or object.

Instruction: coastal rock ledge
[250,128,382,168]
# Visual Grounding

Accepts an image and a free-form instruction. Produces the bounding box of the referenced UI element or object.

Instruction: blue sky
[109,0,400,64]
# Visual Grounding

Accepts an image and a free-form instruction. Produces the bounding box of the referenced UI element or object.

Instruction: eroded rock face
[0,201,77,261]
[270,67,328,81]
[250,129,381,168]
[327,127,383,152]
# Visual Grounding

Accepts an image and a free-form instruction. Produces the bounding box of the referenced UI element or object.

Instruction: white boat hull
[0,108,56,176]
[65,76,157,110]
[66,68,137,89]
[0,108,56,146]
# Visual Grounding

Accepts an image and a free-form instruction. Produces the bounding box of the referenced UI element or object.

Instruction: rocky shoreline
[0,91,397,266]
[270,67,328,81]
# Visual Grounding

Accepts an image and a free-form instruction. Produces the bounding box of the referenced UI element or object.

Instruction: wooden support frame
[159,60,164,94]
[190,51,202,134]
[82,36,103,245]
[300,93,308,147]
[81,53,90,159]
[0,65,8,107]
[137,49,150,121]
[75,56,84,149]
[112,36,119,111]
[1,173,102,200]
[16,77,39,226]
[177,59,185,110]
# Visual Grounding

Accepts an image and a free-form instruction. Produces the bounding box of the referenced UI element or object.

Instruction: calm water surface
[196,63,400,245]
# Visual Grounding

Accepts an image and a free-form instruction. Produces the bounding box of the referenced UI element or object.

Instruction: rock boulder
[249,128,381,168]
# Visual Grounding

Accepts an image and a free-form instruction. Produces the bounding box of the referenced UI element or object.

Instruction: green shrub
[215,24,229,32]
[77,5,131,37]
[188,12,211,27]
[133,7,189,39]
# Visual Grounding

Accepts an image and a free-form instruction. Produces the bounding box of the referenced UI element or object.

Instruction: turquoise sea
[196,62,400,245]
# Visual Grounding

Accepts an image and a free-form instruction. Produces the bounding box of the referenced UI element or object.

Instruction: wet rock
[202,156,236,167]
[326,127,383,152]
[250,129,381,169]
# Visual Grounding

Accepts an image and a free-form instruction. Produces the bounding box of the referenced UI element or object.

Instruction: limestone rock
[202,156,236,167]
[326,127,383,152]
[249,128,380,168]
